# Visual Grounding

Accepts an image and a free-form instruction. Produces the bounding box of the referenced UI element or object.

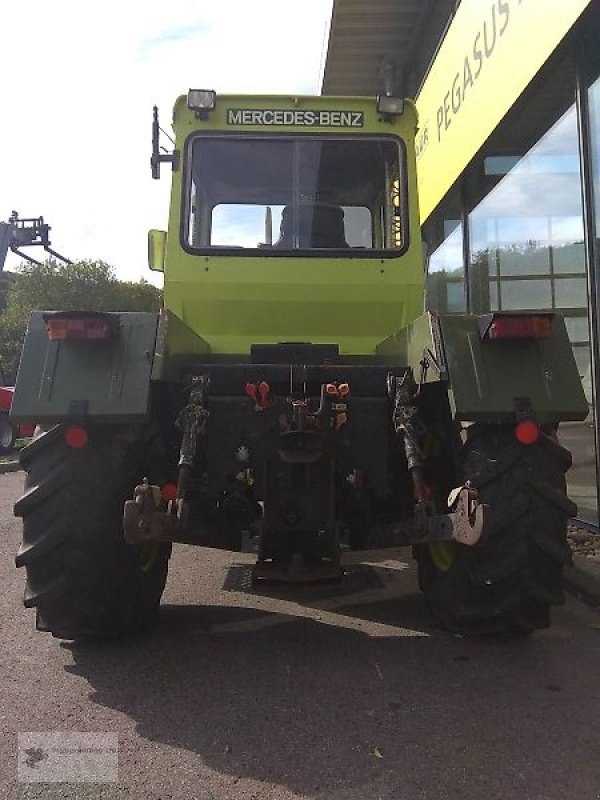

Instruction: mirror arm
[151,106,180,179]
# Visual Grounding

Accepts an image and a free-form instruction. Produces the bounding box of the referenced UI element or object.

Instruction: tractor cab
[149,92,425,354]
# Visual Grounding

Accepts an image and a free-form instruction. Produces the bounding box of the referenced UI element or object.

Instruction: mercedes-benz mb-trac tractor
[11,91,588,639]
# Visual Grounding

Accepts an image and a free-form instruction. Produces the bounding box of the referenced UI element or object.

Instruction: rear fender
[377,312,589,424]
[11,311,160,424]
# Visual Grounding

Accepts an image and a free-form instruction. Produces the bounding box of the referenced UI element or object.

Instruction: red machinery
[0,386,33,454]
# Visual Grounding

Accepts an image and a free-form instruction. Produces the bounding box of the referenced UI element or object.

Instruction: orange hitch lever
[258,381,272,409]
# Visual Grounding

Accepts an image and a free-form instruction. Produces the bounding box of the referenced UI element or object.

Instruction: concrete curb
[564,554,600,608]
[0,460,21,475]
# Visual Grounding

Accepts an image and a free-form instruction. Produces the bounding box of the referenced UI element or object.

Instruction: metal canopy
[322,0,424,95]
[321,0,454,98]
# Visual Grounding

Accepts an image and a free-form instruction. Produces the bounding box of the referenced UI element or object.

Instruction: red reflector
[515,420,540,445]
[161,483,178,502]
[488,316,551,340]
[64,425,88,449]
[46,317,111,341]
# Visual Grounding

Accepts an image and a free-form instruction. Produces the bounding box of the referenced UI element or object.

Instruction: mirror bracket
[151,106,180,180]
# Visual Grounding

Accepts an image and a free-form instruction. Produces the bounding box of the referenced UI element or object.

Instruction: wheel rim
[0,418,13,449]
[428,542,456,572]
[138,541,160,573]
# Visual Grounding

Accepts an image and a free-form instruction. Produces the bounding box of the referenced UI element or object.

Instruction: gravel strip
[567,523,600,562]
[565,523,600,607]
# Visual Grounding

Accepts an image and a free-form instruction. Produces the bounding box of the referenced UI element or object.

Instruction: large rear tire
[415,425,575,636]
[14,425,171,639]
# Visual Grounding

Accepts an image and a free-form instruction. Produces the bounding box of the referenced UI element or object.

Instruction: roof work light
[377,95,404,117]
[187,89,216,114]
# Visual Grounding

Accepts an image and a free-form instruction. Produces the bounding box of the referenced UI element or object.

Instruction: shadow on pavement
[59,581,587,800]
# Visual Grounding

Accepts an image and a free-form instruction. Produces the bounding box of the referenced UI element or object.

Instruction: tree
[0,260,162,382]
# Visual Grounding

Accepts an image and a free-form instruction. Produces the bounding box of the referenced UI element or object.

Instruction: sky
[0,0,333,284]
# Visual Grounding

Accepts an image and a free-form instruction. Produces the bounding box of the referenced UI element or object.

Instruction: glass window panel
[498,243,550,276]
[212,204,284,247]
[443,219,460,237]
[499,279,552,310]
[427,223,465,313]
[551,215,587,241]
[468,215,493,254]
[187,137,404,253]
[554,278,588,309]
[564,315,590,343]
[446,281,466,312]
[343,206,373,248]
[496,216,549,243]
[552,240,585,273]
[527,154,580,173]
[489,281,499,311]
[470,250,494,311]
[484,156,520,175]
[428,224,463,274]
[468,101,585,314]
[466,56,597,524]
[484,248,498,277]
[424,188,465,314]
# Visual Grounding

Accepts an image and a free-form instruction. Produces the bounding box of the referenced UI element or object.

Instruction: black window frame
[180,131,410,259]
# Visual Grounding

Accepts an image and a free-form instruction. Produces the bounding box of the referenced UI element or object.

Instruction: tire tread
[14,425,170,639]
[416,424,572,636]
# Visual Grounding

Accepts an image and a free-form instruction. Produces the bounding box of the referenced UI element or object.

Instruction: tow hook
[123,479,163,544]
[448,484,486,546]
[123,374,211,544]
[123,478,182,543]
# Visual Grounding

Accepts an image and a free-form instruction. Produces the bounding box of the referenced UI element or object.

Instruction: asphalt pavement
[2,471,600,800]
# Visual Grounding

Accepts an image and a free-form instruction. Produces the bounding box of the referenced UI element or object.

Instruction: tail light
[486,315,552,340]
[515,419,540,445]
[64,425,88,449]
[45,314,114,341]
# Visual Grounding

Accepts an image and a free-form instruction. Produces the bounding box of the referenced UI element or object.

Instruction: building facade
[323,0,600,525]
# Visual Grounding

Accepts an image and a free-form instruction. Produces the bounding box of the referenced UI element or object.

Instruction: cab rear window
[184,135,407,255]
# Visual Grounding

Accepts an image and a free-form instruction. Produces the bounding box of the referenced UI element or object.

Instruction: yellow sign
[416,0,592,221]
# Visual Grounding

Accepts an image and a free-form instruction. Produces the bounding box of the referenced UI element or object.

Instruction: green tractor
[11,90,587,638]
